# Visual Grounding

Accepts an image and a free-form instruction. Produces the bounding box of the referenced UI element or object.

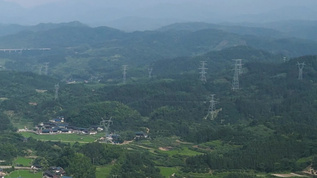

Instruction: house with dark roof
[0,168,5,178]
[43,167,67,178]
[135,131,148,139]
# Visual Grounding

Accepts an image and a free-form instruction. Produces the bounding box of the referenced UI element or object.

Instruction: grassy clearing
[96,165,113,178]
[198,140,242,153]
[185,173,214,178]
[13,121,34,130]
[5,170,42,178]
[84,83,106,89]
[13,157,33,167]
[4,110,34,129]
[158,166,179,177]
[20,132,104,144]
[159,146,203,156]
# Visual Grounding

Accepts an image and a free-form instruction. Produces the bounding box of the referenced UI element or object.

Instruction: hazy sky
[4,0,317,9]
[1,0,317,30]
[4,0,63,7]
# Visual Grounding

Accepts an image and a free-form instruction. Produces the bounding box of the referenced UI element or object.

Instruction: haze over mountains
[1,0,317,31]
[2,1,317,177]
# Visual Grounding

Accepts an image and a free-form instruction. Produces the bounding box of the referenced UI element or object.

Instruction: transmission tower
[148,67,153,79]
[204,94,217,120]
[199,61,207,83]
[232,59,243,90]
[54,83,59,100]
[39,65,43,75]
[122,65,128,84]
[44,62,49,75]
[237,59,243,75]
[297,62,305,80]
[100,117,113,143]
[283,57,287,63]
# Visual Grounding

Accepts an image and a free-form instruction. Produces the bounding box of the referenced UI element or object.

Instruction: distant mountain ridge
[0,21,88,36]
[1,0,317,30]
[263,20,317,41]
[158,22,285,38]
[1,21,317,57]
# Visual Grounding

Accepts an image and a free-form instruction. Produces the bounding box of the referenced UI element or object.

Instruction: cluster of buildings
[0,169,5,178]
[28,116,149,145]
[42,167,72,178]
[36,117,102,135]
[0,167,72,178]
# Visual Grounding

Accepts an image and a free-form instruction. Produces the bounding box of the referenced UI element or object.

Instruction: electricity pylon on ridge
[122,65,128,84]
[100,117,113,143]
[297,62,305,80]
[283,57,288,63]
[39,65,43,75]
[148,67,153,79]
[232,59,243,90]
[54,83,59,100]
[44,62,49,75]
[199,61,207,83]
[204,94,218,120]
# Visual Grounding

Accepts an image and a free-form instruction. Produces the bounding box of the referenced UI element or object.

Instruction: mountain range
[1,0,317,31]
[1,16,317,177]
[0,21,317,58]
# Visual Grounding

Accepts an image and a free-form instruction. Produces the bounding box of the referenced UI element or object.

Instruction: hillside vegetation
[0,21,317,177]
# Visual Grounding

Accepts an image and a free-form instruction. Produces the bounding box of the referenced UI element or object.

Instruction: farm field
[4,170,42,178]
[96,165,113,178]
[13,157,33,167]
[20,132,104,144]
[158,166,180,177]
[158,146,203,156]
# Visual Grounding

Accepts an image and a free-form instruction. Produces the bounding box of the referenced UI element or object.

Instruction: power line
[100,117,113,143]
[122,65,128,84]
[297,62,305,80]
[148,67,153,79]
[44,62,49,75]
[283,57,288,63]
[232,59,242,90]
[199,61,207,83]
[39,65,43,75]
[54,83,59,100]
[204,94,217,120]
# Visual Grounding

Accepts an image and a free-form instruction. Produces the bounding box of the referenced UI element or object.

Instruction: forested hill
[2,53,317,174]
[1,21,317,177]
[1,50,317,176]
[0,21,88,36]
[2,51,317,138]
[158,22,285,38]
[89,54,317,173]
[0,44,282,83]
[0,23,315,83]
[0,25,124,48]
[153,46,282,77]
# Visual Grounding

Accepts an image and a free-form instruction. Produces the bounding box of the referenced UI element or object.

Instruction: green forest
[0,21,317,178]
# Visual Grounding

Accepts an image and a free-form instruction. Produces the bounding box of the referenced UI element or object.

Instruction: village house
[135,131,148,139]
[37,117,72,134]
[42,166,72,178]
[0,168,5,178]
[49,117,65,123]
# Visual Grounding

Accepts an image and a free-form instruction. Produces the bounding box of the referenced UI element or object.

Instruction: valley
[0,21,317,178]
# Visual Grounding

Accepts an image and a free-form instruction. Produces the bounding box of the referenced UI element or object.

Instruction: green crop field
[13,157,33,167]
[96,165,113,178]
[5,170,42,178]
[159,146,203,156]
[158,166,179,177]
[20,132,104,144]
